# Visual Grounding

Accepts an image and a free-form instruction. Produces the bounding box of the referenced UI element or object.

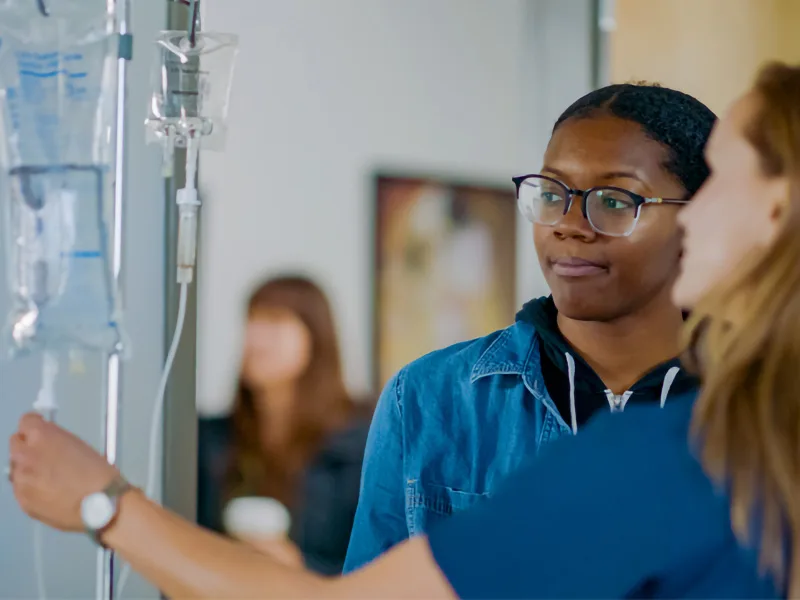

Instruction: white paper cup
[223,496,291,539]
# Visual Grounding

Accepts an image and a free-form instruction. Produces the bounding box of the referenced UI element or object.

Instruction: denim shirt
[343,320,572,572]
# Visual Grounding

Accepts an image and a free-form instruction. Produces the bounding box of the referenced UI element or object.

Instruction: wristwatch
[80,476,133,547]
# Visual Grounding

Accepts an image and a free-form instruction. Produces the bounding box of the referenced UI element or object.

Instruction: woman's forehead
[707,95,754,157]
[249,306,296,322]
[543,116,671,184]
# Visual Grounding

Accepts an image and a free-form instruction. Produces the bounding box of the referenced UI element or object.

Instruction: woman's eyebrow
[541,166,646,184]
[540,166,566,178]
[597,171,645,182]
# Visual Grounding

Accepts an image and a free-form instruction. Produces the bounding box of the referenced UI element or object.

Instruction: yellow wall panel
[611,0,796,114]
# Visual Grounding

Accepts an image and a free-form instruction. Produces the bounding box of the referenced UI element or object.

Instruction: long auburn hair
[227,275,354,507]
[684,62,800,595]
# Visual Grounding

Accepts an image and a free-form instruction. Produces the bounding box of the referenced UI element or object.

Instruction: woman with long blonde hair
[9,62,800,598]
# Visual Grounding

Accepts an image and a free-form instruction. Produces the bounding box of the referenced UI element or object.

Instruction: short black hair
[553,83,717,196]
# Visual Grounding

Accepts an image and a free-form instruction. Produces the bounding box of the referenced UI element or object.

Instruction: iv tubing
[116,281,188,596]
[146,283,189,502]
[34,522,47,599]
[117,134,200,598]
[33,351,59,600]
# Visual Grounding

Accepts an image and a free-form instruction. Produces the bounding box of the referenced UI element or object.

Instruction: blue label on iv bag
[62,250,102,258]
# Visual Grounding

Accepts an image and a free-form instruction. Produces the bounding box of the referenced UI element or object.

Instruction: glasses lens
[518,177,566,225]
[586,189,638,236]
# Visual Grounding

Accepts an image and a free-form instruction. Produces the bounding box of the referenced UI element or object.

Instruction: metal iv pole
[96,2,201,596]
[98,0,131,598]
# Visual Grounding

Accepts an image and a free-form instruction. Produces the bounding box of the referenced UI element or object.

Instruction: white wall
[198,0,594,415]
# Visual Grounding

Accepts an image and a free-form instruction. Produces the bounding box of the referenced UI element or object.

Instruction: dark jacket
[197,412,371,575]
[517,296,698,429]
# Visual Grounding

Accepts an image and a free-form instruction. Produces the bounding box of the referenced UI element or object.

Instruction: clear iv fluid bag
[146,31,239,154]
[0,1,124,355]
[6,166,119,352]
[0,1,116,166]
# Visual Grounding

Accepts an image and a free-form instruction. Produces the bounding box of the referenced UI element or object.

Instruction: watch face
[81,493,115,530]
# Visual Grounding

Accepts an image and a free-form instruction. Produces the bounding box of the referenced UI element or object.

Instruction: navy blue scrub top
[427,394,782,599]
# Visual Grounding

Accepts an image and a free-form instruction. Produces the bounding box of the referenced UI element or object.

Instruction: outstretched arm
[9,413,454,599]
[11,400,709,599]
[108,489,325,598]
[105,489,453,599]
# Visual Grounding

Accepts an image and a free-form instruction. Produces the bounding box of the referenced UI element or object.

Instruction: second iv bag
[146,30,239,170]
[0,1,125,355]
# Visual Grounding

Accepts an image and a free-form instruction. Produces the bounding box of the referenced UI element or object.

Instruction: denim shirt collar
[470,321,538,381]
[470,321,569,431]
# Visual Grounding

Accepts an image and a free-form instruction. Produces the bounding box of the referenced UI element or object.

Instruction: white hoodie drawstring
[660,366,681,408]
[565,353,578,435]
[564,352,682,433]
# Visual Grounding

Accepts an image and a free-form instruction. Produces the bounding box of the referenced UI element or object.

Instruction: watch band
[103,476,132,501]
[87,475,133,548]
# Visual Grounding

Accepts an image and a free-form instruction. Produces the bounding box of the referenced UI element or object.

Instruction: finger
[18,412,45,437]
[9,433,36,473]
[8,433,26,462]
[20,415,49,448]
[11,472,38,518]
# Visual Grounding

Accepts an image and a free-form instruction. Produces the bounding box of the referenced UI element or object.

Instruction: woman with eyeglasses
[342,82,717,570]
[9,61,800,598]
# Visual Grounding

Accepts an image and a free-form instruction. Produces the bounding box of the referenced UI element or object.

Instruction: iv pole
[98,0,131,598]
[97,2,198,597]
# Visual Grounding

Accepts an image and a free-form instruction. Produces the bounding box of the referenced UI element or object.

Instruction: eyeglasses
[512,174,690,237]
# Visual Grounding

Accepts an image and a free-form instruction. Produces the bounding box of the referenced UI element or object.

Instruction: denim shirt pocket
[405,480,490,536]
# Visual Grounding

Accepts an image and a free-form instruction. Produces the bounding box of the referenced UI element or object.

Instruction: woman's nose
[676,198,694,229]
[553,195,597,241]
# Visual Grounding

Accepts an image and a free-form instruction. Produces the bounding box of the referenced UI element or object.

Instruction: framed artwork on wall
[373,173,517,390]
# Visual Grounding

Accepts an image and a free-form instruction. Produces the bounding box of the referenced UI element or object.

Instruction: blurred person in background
[345,83,717,570]
[196,275,371,575]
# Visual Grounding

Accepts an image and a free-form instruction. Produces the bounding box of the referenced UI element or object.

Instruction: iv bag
[146,31,239,158]
[0,1,125,355]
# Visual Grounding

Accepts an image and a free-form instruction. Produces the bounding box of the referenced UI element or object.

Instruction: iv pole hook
[36,0,49,16]
[188,0,200,46]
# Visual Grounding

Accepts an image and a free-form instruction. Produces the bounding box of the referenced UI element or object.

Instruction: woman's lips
[550,257,608,277]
